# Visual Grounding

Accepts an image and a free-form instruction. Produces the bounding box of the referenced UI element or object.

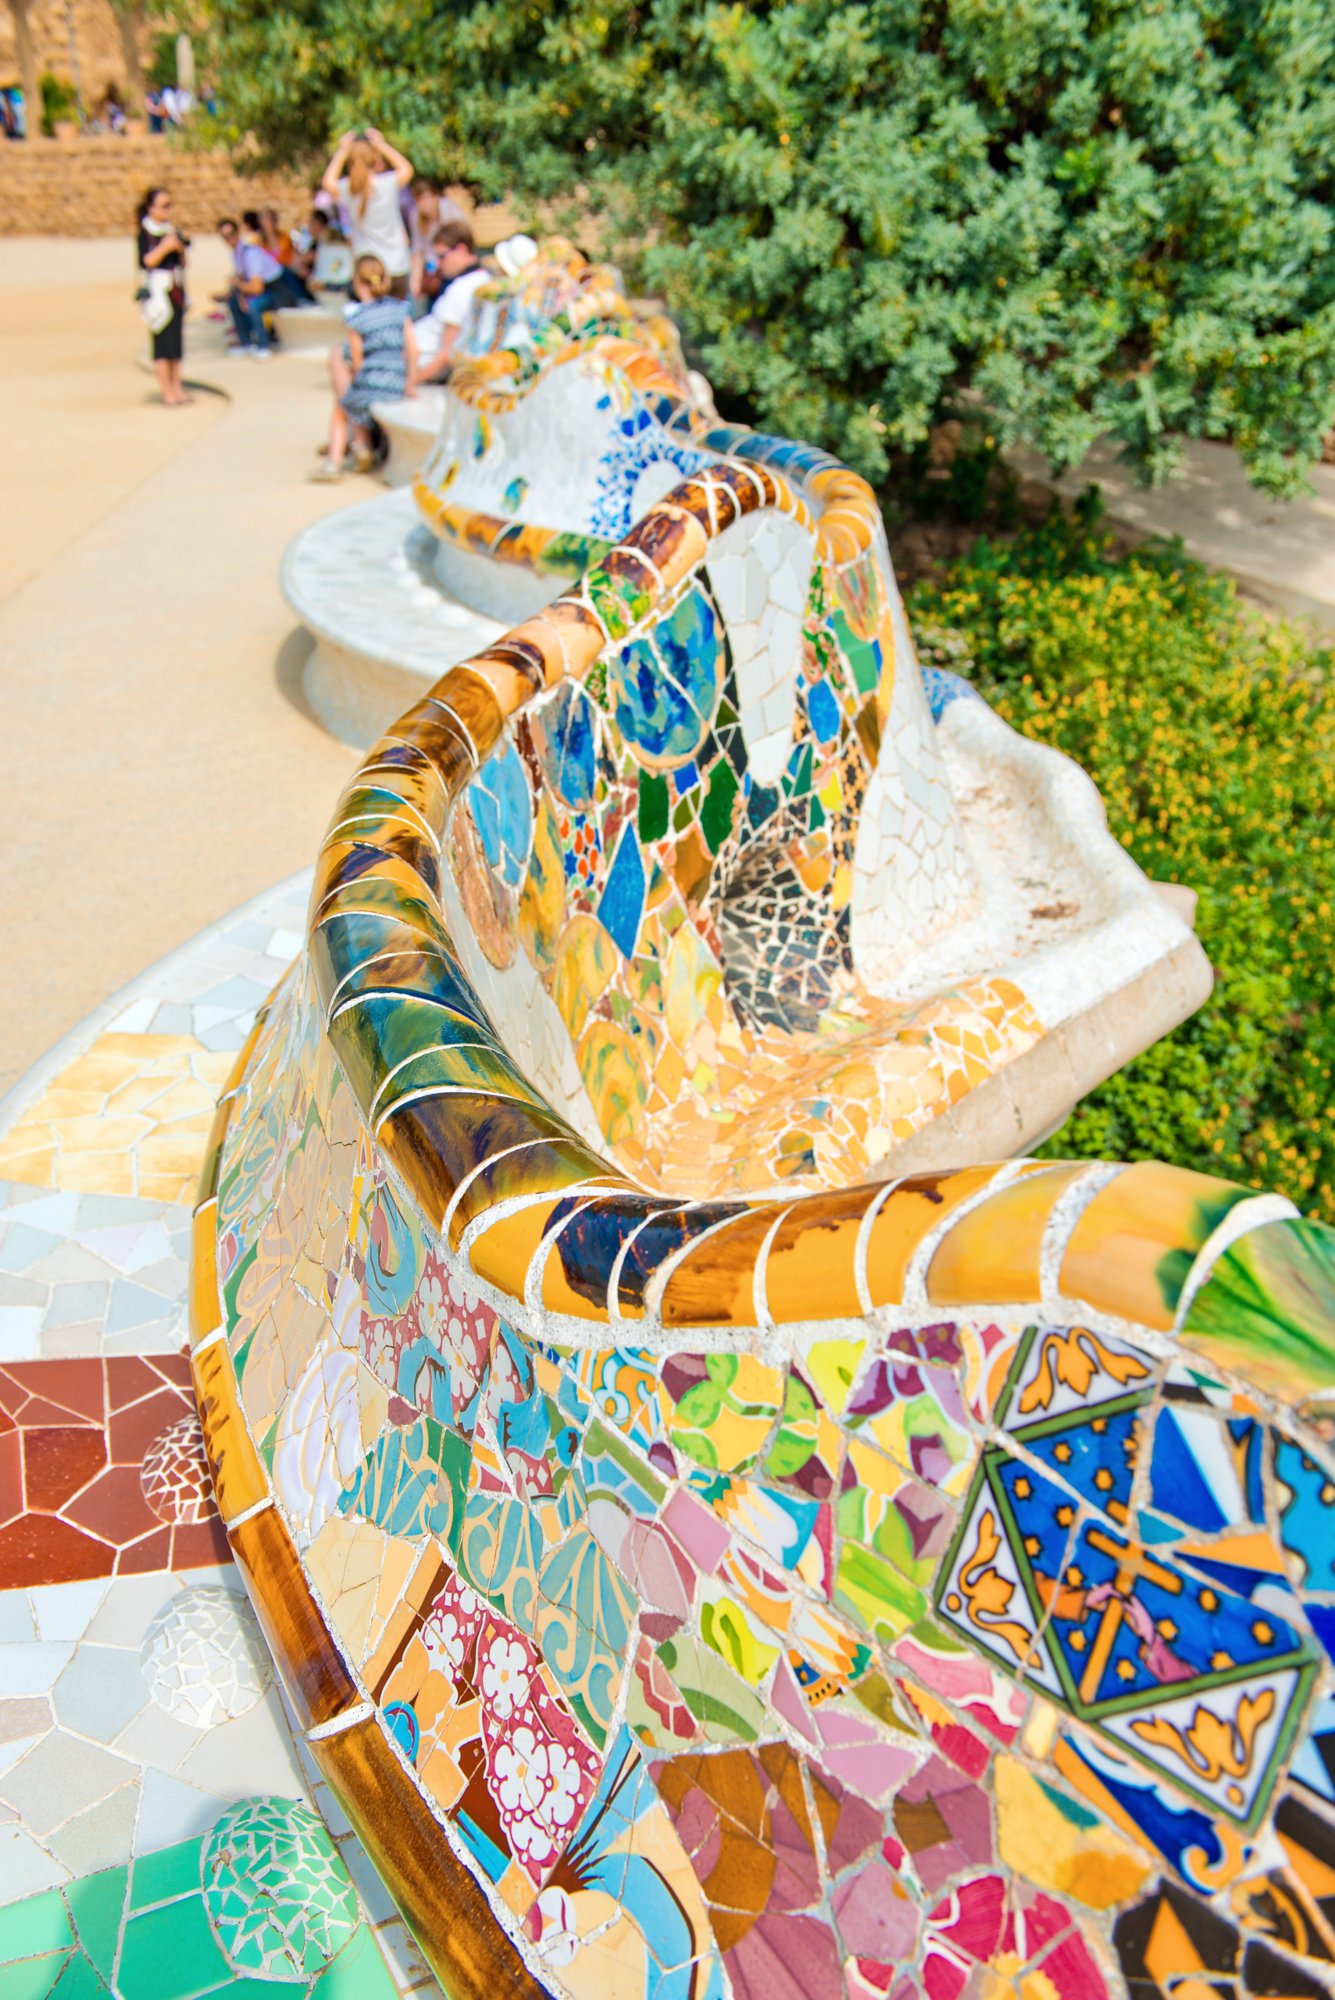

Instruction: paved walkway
[0,236,363,1097]
[1010,437,1335,631]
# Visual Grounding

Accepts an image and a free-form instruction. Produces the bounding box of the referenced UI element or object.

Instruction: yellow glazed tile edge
[196,250,1335,2000]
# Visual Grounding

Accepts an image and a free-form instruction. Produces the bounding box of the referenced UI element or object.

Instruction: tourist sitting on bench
[228,213,303,358]
[408,222,489,387]
[313,253,418,481]
[260,206,314,302]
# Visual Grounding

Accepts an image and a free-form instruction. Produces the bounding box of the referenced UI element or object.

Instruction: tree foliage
[191,1,1335,490]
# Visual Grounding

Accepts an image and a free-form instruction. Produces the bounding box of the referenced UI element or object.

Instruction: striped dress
[341,296,409,419]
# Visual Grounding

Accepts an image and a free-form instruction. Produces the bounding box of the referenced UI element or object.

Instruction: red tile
[6,1359,106,1424]
[0,1428,22,1527]
[169,1516,232,1570]
[23,1428,107,1513]
[109,1388,191,1465]
[0,1512,113,1588]
[105,1356,165,1408]
[147,1355,193,1392]
[64,1464,157,1545]
[116,1524,174,1575]
[9,1392,97,1429]
[0,1354,230,1588]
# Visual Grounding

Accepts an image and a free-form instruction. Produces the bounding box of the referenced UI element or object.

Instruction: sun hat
[495,233,539,278]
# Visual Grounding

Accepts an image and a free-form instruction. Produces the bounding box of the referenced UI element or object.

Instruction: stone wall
[0,134,314,237]
[0,0,144,107]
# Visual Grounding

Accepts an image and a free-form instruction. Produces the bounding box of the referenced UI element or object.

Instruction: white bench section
[272,302,348,352]
[371,390,446,486]
[281,488,505,746]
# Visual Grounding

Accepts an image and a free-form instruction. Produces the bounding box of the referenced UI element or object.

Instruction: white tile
[0,1642,76,1696]
[0,1821,69,1906]
[31,1580,110,1645]
[132,1768,219,1853]
[0,1595,36,1645]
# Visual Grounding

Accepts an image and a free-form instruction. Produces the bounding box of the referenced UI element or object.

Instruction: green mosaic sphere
[201,1795,359,1982]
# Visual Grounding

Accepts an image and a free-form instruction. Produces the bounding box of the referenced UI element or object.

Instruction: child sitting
[313,254,417,481]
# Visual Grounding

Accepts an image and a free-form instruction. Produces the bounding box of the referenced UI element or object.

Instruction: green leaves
[190,0,1335,489]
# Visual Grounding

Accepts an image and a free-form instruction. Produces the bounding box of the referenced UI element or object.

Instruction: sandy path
[0,235,364,1093]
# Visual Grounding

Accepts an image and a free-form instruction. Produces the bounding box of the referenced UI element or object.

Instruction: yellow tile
[30,1088,109,1119]
[143,1077,228,1120]
[140,1170,197,1202]
[1059,1162,1246,1330]
[55,1150,136,1196]
[926,1165,1087,1307]
[995,1756,1152,1908]
[190,1202,222,1345]
[47,1114,153,1153]
[0,1132,58,1186]
[193,1334,269,1523]
[56,1048,151,1092]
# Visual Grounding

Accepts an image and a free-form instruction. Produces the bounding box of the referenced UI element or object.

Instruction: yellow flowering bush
[911,509,1335,1220]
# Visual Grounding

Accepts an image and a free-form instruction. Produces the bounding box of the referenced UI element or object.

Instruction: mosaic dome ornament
[201,1797,360,1982]
[140,1582,270,1728]
[140,1409,215,1524]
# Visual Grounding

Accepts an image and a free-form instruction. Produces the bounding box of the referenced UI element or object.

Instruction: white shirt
[336,170,411,277]
[428,264,490,336]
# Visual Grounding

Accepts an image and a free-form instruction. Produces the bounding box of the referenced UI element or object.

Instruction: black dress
[138,224,185,362]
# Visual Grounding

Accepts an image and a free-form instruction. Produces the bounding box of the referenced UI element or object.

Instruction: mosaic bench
[289,250,1208,1167]
[194,255,1335,2000]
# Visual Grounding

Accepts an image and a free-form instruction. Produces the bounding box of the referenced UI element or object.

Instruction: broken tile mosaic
[183,249,1335,2000]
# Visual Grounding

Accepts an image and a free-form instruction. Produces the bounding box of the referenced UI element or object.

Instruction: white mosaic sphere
[140,1582,271,1729]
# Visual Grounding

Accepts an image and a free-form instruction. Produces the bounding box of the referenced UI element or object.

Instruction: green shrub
[909,512,1335,1220]
[38,72,76,136]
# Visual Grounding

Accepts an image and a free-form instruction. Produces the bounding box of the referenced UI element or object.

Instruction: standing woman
[137,187,190,406]
[321,128,413,297]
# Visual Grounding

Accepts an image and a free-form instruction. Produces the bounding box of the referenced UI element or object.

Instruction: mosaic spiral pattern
[191,255,1335,2000]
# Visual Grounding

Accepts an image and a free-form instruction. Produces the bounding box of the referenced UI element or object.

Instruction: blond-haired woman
[321,127,413,296]
[313,254,417,481]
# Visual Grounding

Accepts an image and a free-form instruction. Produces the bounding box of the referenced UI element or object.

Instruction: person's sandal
[310,461,343,483]
[348,448,376,475]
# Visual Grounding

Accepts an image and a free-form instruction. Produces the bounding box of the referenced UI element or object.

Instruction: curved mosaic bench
[292,252,1207,1164]
[195,259,1335,2000]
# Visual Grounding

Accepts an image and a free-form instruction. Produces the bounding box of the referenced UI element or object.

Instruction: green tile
[126,1841,205,1913]
[47,1956,110,1999]
[0,1950,72,2000]
[0,1892,73,1965]
[116,1896,231,2000]
[213,1983,308,1999]
[701,758,739,853]
[64,1872,126,1989]
[637,769,669,842]
[313,1926,399,1998]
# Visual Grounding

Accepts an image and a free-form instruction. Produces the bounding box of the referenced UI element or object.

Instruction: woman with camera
[321,128,414,298]
[137,187,190,406]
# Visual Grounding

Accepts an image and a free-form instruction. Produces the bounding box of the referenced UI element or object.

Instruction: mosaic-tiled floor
[0,874,443,1997]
